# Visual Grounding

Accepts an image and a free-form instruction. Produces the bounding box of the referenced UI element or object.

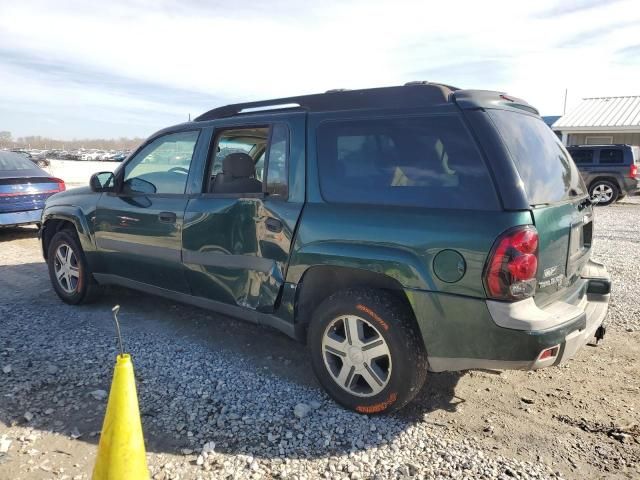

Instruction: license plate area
[566,214,592,279]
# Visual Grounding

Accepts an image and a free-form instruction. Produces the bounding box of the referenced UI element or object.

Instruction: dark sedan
[0,151,65,227]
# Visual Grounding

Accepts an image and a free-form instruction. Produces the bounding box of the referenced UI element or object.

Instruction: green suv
[40,83,611,413]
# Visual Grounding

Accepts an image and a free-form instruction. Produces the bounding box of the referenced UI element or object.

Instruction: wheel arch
[292,264,420,345]
[588,176,622,192]
[41,208,94,260]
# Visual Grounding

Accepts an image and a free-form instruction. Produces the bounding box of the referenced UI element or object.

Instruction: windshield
[0,152,37,171]
[488,110,586,205]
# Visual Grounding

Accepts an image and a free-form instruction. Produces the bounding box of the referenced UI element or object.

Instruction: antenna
[111,305,125,357]
[563,88,568,115]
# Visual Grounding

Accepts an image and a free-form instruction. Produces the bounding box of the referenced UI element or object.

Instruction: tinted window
[488,110,586,205]
[124,131,199,194]
[317,115,498,210]
[568,149,594,165]
[266,124,289,197]
[599,149,623,164]
[207,127,269,193]
[0,152,36,170]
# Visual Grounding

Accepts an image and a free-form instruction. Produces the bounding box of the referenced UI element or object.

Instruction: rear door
[594,147,626,189]
[487,110,591,306]
[182,112,305,312]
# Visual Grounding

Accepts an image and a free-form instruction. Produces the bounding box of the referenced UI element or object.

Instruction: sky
[0,0,639,140]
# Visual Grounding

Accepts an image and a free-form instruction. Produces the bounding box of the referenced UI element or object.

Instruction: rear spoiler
[452,90,539,115]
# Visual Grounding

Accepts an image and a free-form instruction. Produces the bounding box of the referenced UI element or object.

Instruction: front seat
[212,152,262,193]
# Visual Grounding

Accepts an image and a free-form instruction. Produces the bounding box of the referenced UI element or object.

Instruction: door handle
[158,211,177,223]
[265,217,283,233]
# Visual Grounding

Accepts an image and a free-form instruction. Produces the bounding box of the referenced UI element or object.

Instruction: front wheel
[590,180,618,206]
[47,229,100,304]
[308,289,428,414]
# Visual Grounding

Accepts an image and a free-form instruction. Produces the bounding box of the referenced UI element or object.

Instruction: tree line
[0,131,144,150]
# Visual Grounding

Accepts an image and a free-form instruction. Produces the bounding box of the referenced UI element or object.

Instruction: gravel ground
[0,199,639,480]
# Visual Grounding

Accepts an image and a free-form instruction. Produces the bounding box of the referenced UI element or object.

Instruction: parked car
[0,151,65,227]
[40,83,611,413]
[567,144,639,205]
[108,152,128,162]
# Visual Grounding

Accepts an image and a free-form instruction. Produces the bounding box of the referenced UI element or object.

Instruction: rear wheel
[590,180,618,206]
[47,229,100,304]
[308,289,427,414]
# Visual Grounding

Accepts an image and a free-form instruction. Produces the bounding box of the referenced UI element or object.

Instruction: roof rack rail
[239,103,301,114]
[325,88,350,93]
[405,80,460,91]
[194,84,460,122]
[195,97,305,121]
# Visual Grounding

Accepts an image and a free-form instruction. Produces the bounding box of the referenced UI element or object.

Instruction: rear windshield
[0,152,36,171]
[488,110,586,205]
[316,115,499,210]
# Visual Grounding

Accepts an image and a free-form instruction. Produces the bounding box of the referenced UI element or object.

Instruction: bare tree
[0,131,12,148]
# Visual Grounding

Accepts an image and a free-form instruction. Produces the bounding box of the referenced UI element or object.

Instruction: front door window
[124,131,200,195]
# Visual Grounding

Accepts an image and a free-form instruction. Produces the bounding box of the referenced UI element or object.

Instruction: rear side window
[488,110,586,205]
[569,149,594,165]
[316,115,498,210]
[599,149,623,164]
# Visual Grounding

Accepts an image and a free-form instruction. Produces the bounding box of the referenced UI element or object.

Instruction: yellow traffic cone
[93,353,149,480]
[93,305,149,480]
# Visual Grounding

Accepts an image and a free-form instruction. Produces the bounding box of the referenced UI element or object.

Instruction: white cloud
[0,0,639,138]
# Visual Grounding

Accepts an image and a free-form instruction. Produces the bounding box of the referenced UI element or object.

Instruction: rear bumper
[424,260,610,372]
[621,177,639,195]
[0,209,42,227]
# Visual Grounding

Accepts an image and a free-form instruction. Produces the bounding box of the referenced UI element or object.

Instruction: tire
[589,180,618,206]
[47,229,100,304]
[308,288,427,414]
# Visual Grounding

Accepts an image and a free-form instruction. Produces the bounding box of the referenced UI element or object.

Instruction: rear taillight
[484,226,539,301]
[52,178,66,192]
[631,164,638,179]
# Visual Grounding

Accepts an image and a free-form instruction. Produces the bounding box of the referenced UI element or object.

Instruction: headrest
[222,152,255,178]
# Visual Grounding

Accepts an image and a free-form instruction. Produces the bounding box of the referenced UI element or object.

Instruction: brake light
[52,178,66,192]
[631,164,638,179]
[484,226,539,301]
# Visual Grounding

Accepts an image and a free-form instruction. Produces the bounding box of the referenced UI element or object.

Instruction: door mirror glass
[90,171,115,192]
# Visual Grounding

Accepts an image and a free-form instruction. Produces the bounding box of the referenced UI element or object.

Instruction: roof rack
[194,83,459,122]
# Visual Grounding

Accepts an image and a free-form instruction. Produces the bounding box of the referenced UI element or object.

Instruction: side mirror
[90,172,116,192]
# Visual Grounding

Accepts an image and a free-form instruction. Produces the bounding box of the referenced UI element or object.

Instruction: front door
[182,114,305,312]
[93,129,203,292]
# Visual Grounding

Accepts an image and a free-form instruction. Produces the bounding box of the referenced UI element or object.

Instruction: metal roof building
[552,96,640,146]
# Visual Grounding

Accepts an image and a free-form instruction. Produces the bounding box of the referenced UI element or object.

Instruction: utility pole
[563,88,568,115]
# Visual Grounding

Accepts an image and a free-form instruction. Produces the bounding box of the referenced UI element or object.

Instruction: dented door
[181,114,305,312]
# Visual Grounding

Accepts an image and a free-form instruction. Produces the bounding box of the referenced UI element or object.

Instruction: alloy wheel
[591,184,614,203]
[53,243,80,294]
[321,315,392,397]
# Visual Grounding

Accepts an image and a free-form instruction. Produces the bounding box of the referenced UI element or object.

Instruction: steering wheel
[169,167,189,174]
